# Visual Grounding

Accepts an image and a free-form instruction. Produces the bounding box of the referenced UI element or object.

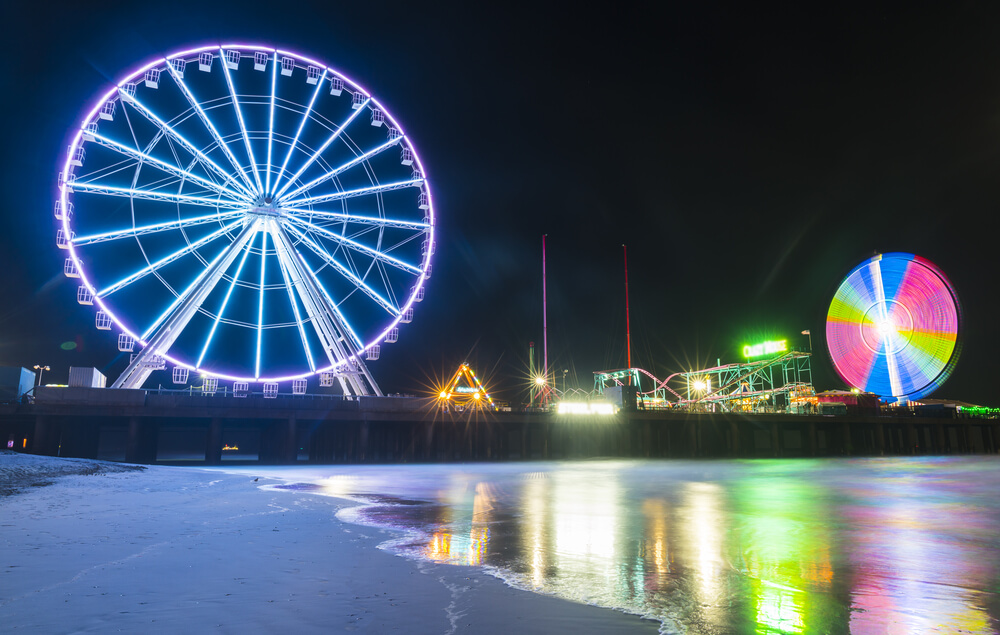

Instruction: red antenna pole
[623,244,632,374]
[542,234,549,402]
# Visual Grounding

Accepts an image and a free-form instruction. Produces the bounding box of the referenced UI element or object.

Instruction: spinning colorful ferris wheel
[826,253,961,403]
[56,44,434,395]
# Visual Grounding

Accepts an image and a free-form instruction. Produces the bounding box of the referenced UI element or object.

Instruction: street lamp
[562,369,569,394]
[33,365,50,387]
[801,329,812,352]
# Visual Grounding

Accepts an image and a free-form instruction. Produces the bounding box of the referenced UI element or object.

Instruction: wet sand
[0,452,659,633]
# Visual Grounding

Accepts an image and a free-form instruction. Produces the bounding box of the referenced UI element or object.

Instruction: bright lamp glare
[557,402,615,415]
[439,391,449,399]
[693,380,707,391]
[535,376,546,385]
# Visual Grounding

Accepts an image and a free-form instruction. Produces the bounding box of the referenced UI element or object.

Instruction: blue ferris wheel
[56,44,435,395]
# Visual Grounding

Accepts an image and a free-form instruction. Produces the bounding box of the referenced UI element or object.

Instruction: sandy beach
[0,452,659,633]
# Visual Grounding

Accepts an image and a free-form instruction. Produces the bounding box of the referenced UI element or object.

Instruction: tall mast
[624,244,632,373]
[542,234,549,400]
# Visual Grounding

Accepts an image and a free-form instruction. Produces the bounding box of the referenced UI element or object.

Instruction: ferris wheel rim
[58,43,435,383]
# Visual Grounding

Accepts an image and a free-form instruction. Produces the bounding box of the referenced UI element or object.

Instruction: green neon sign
[743,339,787,358]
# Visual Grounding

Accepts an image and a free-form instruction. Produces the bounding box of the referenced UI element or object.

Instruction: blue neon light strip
[281,207,429,230]
[140,225,248,340]
[272,98,370,200]
[72,209,245,246]
[279,136,404,201]
[219,48,264,194]
[89,131,252,203]
[68,181,244,208]
[281,179,424,208]
[284,223,400,316]
[268,223,316,372]
[285,215,421,274]
[118,90,256,200]
[266,52,278,194]
[197,224,258,367]
[165,62,257,194]
[256,229,267,379]
[271,69,327,197]
[296,250,364,349]
[99,219,243,297]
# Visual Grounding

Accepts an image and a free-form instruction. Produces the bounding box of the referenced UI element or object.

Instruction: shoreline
[0,453,660,633]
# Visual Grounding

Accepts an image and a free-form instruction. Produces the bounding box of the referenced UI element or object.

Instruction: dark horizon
[2,2,998,405]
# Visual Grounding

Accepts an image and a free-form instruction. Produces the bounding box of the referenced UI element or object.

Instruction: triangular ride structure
[439,363,496,410]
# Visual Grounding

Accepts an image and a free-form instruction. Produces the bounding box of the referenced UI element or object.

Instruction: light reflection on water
[272,457,1000,634]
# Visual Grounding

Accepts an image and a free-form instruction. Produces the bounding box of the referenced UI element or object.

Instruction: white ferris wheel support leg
[111,222,261,389]
[265,221,317,373]
[269,224,383,397]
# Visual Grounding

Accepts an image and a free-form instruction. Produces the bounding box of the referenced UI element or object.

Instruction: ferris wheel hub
[249,204,283,218]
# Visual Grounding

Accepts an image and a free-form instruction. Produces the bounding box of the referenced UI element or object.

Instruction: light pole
[33,365,50,387]
[801,329,812,352]
[562,369,569,395]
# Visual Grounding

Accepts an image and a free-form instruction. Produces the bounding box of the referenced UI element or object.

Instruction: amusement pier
[3,47,988,465]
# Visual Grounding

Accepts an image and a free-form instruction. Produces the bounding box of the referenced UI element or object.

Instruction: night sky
[2,2,999,405]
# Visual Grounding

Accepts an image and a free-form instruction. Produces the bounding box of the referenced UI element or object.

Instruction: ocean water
[267,457,1000,634]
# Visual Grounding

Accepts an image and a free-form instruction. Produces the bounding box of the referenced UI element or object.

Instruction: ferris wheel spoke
[72,209,247,246]
[280,136,403,201]
[141,221,259,341]
[281,207,429,231]
[67,181,244,207]
[266,221,317,372]
[118,90,257,200]
[98,219,245,298]
[273,225,363,354]
[197,224,258,368]
[219,48,264,194]
[271,68,327,197]
[89,131,252,203]
[305,264,364,350]
[255,229,268,378]
[165,63,258,195]
[272,98,370,200]
[281,178,424,208]
[285,216,421,275]
[265,52,278,195]
[284,223,400,317]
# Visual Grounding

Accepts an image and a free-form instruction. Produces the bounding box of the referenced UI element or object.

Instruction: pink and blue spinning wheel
[826,253,961,402]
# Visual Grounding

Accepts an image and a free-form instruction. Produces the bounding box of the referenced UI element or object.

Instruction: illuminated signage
[454,386,479,394]
[743,339,787,358]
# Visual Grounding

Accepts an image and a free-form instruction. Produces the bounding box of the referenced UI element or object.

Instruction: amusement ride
[826,252,961,403]
[56,44,434,396]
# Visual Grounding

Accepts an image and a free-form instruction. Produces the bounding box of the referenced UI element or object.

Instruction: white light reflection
[320,474,360,499]
[680,482,725,614]
[552,469,621,594]
[641,498,670,592]
[521,473,549,588]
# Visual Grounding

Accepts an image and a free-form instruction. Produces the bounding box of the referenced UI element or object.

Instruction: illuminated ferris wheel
[826,253,961,402]
[56,44,435,395]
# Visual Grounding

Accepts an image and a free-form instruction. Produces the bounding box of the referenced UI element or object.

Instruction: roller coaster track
[627,351,808,404]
